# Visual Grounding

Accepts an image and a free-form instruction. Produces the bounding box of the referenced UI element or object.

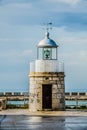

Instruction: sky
[0,0,87,92]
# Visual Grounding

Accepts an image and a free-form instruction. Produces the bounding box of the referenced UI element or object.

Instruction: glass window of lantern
[52,48,57,59]
[43,48,51,60]
[38,48,43,59]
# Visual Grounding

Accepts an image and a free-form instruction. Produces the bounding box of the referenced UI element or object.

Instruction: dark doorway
[42,84,52,109]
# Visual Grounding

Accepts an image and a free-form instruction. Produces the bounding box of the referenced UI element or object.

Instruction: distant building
[29,28,65,111]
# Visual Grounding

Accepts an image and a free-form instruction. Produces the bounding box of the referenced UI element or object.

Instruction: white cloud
[45,0,87,13]
[79,50,87,60]
[52,26,87,45]
[60,50,87,67]
[0,50,18,57]
[0,38,32,43]
[47,0,80,5]
[20,50,33,57]
[0,49,32,58]
[7,3,32,8]
[59,37,87,45]
[0,2,32,17]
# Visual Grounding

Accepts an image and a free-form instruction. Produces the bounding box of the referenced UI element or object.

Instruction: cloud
[21,50,32,56]
[79,50,87,60]
[0,38,33,43]
[60,50,87,67]
[0,49,33,58]
[0,0,87,31]
[0,0,87,92]
[44,0,87,14]
[9,3,32,9]
[59,36,87,45]
[51,13,87,31]
[0,0,31,5]
[48,0,80,5]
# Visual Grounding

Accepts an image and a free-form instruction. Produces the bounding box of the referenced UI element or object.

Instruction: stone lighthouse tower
[29,27,65,111]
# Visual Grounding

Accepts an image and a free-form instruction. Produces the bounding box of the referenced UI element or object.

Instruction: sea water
[7,100,29,106]
[7,100,87,106]
[66,100,87,106]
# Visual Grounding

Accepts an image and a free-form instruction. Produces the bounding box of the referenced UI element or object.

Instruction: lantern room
[37,32,58,60]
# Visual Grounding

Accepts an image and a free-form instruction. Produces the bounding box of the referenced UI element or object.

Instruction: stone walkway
[0,109,87,116]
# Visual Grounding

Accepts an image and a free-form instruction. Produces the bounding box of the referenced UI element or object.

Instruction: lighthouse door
[42,84,52,109]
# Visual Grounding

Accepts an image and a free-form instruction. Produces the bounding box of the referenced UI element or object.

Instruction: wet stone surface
[0,115,87,130]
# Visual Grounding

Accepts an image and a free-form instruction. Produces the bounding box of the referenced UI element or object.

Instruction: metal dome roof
[37,32,58,48]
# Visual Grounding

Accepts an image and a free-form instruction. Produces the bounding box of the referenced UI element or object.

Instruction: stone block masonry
[29,72,65,111]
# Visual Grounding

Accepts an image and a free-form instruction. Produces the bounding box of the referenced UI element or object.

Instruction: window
[38,48,43,59]
[43,48,51,59]
[52,48,57,59]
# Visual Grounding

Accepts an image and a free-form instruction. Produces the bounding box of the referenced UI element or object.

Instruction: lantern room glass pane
[38,48,43,59]
[43,48,51,60]
[52,48,57,59]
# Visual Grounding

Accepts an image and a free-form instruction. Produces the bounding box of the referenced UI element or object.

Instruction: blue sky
[0,0,87,92]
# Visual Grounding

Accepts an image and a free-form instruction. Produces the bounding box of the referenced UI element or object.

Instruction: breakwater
[1,92,87,109]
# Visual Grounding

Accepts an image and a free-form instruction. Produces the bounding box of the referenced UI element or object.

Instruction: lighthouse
[29,26,65,111]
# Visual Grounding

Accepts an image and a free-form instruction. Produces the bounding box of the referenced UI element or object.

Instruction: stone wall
[29,72,65,111]
[0,98,6,110]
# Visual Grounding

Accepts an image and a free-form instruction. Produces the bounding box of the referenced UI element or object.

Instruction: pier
[0,92,87,101]
[65,92,87,100]
[0,92,87,110]
[0,92,29,100]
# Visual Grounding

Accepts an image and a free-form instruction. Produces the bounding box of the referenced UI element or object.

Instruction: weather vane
[43,22,52,33]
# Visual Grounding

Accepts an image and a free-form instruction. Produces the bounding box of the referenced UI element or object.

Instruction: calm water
[66,100,87,106]
[7,100,87,106]
[7,100,29,105]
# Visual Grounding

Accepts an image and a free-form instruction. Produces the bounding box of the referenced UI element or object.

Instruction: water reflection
[1,115,87,130]
[26,116,65,130]
[28,117,42,122]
